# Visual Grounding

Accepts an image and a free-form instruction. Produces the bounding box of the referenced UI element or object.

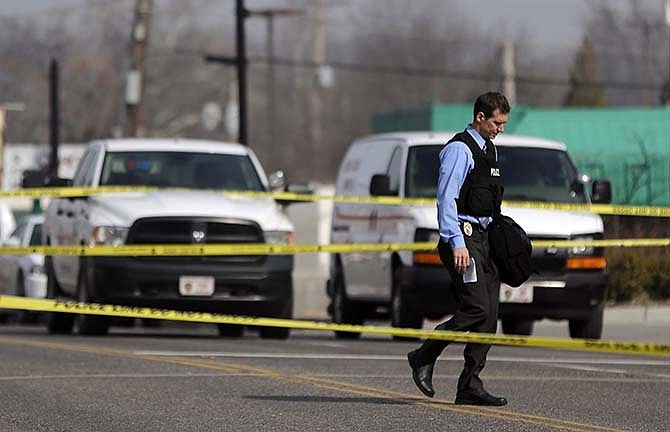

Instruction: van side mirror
[591,179,612,204]
[370,174,391,196]
[45,176,73,187]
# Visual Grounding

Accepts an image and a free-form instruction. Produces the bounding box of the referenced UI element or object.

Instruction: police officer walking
[407,92,510,406]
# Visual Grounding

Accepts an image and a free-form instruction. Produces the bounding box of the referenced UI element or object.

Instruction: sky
[2,0,667,52]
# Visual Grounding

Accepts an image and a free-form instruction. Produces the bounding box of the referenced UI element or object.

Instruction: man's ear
[474,111,485,123]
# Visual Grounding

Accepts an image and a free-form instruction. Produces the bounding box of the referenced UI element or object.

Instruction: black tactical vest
[447,130,504,217]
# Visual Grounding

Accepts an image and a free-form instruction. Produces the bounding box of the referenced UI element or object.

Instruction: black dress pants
[414,226,500,393]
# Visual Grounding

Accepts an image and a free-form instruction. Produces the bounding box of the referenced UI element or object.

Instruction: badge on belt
[463,221,473,237]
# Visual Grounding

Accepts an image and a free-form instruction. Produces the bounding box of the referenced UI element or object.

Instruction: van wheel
[331,265,362,339]
[391,267,422,341]
[45,255,74,335]
[75,258,109,336]
[569,308,603,339]
[501,319,534,336]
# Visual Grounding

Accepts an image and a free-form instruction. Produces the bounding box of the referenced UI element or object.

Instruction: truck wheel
[391,267,422,341]
[569,308,604,339]
[259,297,292,339]
[75,258,109,336]
[501,319,534,336]
[45,255,74,335]
[331,265,362,339]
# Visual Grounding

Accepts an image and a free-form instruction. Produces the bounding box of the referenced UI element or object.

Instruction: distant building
[373,105,670,206]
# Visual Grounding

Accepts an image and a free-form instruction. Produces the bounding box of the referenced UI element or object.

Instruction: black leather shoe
[455,389,507,406]
[407,350,435,398]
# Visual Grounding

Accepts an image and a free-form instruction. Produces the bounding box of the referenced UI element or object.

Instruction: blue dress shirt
[437,126,495,249]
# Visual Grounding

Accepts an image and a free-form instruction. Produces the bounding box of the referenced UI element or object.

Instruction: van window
[405,146,441,198]
[386,146,403,195]
[498,147,586,203]
[405,144,587,204]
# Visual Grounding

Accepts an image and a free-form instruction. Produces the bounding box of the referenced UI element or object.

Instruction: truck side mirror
[268,170,285,191]
[369,174,391,196]
[591,179,612,204]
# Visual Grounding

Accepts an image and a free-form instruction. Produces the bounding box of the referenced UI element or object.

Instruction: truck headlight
[264,231,294,244]
[91,226,129,247]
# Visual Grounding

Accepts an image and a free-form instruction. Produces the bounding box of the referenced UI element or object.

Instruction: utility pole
[205,0,248,145]
[500,41,516,106]
[49,59,60,181]
[307,0,326,177]
[0,107,4,190]
[247,8,303,160]
[236,0,248,145]
[642,21,652,106]
[206,1,303,147]
[125,0,152,137]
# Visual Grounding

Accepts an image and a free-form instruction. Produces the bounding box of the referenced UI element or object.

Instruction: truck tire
[569,308,604,340]
[501,319,534,336]
[45,255,74,335]
[75,258,109,336]
[13,272,34,324]
[391,266,422,341]
[259,297,292,339]
[331,264,362,339]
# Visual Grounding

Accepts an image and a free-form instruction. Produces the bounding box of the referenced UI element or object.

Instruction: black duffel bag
[488,214,533,287]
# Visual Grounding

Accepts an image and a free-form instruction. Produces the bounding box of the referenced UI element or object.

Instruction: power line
[247,56,665,92]
[153,48,665,93]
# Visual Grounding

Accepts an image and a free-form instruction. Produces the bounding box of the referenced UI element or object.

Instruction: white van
[327,132,611,339]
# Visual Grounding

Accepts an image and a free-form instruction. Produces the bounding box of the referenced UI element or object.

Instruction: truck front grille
[126,217,264,263]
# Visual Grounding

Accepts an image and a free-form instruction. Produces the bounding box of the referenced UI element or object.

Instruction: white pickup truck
[43,138,297,338]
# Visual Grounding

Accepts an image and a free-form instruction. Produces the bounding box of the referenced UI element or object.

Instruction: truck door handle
[57,208,64,216]
[66,211,74,218]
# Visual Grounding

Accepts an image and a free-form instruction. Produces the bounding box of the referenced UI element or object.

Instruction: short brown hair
[473,92,510,118]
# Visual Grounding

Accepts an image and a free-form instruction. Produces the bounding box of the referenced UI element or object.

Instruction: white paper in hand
[463,258,477,283]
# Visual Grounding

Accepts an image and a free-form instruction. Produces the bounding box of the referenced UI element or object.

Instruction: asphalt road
[0,317,668,432]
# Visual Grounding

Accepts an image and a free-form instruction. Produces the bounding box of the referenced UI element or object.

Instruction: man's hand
[453,247,470,274]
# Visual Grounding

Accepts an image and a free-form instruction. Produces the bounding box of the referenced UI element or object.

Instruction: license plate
[179,276,215,296]
[499,283,533,303]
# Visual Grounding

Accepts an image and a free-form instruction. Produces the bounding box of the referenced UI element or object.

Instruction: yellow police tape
[0,238,668,257]
[0,295,667,357]
[3,185,670,217]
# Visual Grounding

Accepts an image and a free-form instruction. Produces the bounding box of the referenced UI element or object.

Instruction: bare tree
[563,36,607,107]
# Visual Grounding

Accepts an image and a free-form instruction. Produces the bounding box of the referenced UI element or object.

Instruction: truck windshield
[99,151,265,191]
[405,145,587,203]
